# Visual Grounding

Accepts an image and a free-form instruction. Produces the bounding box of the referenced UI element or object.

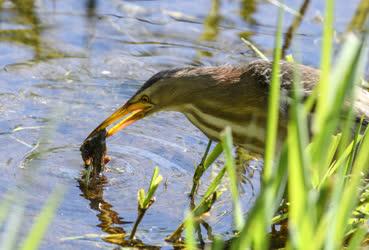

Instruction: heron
[84,59,369,189]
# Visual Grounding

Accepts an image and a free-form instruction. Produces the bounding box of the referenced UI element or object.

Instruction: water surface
[0,0,365,248]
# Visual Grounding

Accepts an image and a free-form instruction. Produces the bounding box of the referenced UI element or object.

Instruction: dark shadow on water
[0,0,93,64]
[78,175,128,244]
[281,0,311,58]
[84,0,98,49]
[0,0,42,58]
[77,174,159,249]
[201,0,221,42]
[240,0,258,25]
[238,0,260,58]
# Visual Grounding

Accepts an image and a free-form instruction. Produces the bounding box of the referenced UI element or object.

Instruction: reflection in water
[240,0,257,25]
[281,0,311,58]
[86,0,97,18]
[78,176,128,245]
[78,175,160,249]
[347,0,369,32]
[238,0,258,52]
[0,0,71,62]
[0,0,41,57]
[201,0,221,41]
[84,0,97,48]
[195,0,221,61]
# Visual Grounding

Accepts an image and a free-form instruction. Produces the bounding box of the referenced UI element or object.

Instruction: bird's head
[85,66,237,140]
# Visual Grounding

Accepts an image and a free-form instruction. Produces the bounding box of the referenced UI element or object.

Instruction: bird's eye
[140,95,150,103]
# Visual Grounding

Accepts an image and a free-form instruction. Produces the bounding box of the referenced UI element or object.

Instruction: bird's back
[183,60,368,154]
[243,59,369,132]
[242,59,320,95]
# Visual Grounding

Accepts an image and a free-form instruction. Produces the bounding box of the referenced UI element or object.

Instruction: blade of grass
[311,33,362,183]
[143,166,162,209]
[325,126,369,250]
[319,136,361,188]
[287,58,314,249]
[203,143,223,169]
[252,4,284,249]
[314,0,334,132]
[0,205,25,250]
[0,194,12,225]
[241,37,269,61]
[201,167,226,200]
[233,146,288,249]
[20,187,65,250]
[185,212,196,250]
[347,226,368,250]
[211,236,224,250]
[263,1,284,182]
[221,127,244,231]
[190,141,219,199]
[131,167,162,240]
[166,167,226,242]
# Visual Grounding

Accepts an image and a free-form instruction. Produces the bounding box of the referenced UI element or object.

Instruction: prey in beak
[80,99,152,172]
[86,100,153,141]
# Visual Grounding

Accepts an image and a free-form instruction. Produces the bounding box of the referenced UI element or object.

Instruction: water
[0,0,365,248]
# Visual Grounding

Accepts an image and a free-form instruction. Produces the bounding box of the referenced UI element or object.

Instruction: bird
[86,59,369,157]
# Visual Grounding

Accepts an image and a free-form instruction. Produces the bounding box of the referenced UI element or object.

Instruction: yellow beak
[86,102,151,140]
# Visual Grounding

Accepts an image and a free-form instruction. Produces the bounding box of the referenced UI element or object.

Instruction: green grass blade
[167,166,226,242]
[201,167,226,200]
[319,137,361,188]
[211,236,224,250]
[20,187,65,250]
[314,0,334,132]
[241,37,269,61]
[347,226,367,250]
[149,166,160,191]
[221,127,244,231]
[184,212,196,250]
[252,5,284,249]
[311,34,362,182]
[263,2,284,182]
[233,146,289,250]
[324,128,369,250]
[287,59,315,249]
[0,195,11,226]
[0,205,25,250]
[203,143,223,169]
[143,167,162,209]
[138,188,145,209]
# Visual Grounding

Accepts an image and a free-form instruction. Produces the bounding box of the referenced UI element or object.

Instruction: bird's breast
[183,104,287,155]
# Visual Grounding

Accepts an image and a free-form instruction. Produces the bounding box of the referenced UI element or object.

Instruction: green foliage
[137,166,162,210]
[203,143,223,169]
[221,128,244,231]
[183,2,369,250]
[21,187,65,250]
[166,167,225,242]
[130,166,163,240]
[241,37,269,61]
[0,188,64,250]
[238,32,368,250]
[184,212,196,250]
[263,4,284,182]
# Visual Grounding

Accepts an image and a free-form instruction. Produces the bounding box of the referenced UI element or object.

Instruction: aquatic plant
[129,166,163,240]
[182,0,369,249]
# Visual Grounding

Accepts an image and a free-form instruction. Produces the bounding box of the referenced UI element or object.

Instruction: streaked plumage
[87,59,369,156]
